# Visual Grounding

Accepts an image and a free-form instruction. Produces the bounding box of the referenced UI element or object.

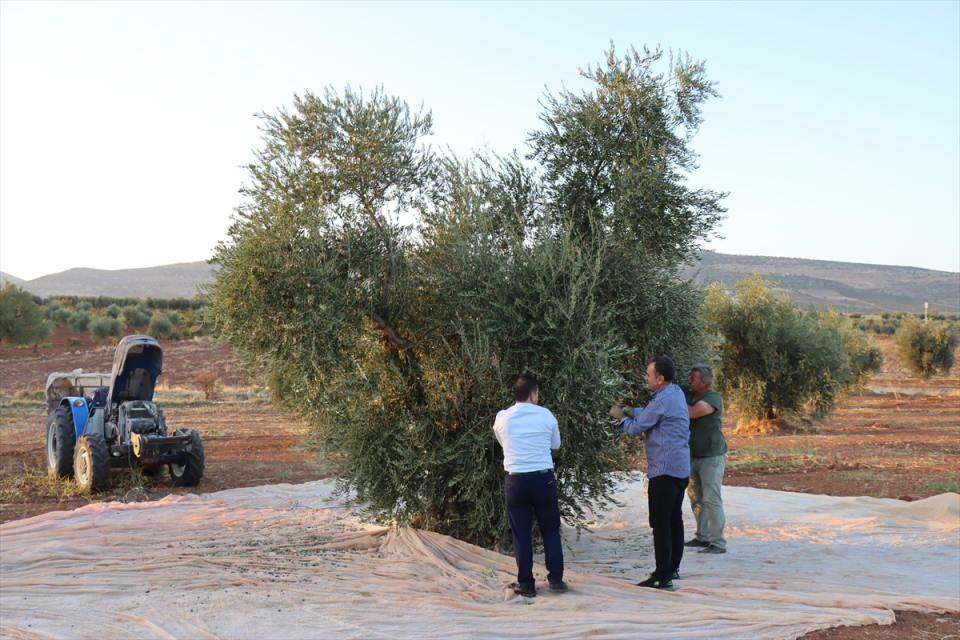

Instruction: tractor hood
[106,335,163,407]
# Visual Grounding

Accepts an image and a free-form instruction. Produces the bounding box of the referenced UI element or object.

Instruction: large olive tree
[211,47,724,545]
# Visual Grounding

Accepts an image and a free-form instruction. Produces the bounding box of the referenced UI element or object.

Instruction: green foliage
[105,304,122,318]
[212,48,722,546]
[49,307,71,327]
[67,311,91,332]
[90,316,125,342]
[704,276,882,425]
[894,318,957,380]
[0,284,52,345]
[45,295,207,310]
[166,311,180,326]
[529,45,725,261]
[121,305,152,329]
[147,315,174,339]
[76,301,93,312]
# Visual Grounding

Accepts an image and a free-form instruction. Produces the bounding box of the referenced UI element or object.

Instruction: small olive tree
[90,316,125,343]
[895,318,957,380]
[212,47,723,545]
[705,276,882,429]
[0,284,51,345]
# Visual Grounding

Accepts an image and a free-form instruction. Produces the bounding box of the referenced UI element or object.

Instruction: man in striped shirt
[610,356,691,590]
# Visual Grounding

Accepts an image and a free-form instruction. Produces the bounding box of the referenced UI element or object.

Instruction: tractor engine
[118,400,166,439]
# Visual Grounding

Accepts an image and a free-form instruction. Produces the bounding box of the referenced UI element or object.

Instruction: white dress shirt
[493,402,561,473]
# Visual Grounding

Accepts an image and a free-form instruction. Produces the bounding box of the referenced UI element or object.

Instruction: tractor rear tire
[46,406,75,478]
[169,429,204,487]
[74,433,111,492]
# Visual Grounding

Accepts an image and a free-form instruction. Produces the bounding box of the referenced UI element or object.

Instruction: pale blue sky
[2,1,958,280]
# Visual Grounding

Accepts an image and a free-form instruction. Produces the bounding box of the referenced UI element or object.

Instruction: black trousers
[647,474,689,581]
[504,470,564,588]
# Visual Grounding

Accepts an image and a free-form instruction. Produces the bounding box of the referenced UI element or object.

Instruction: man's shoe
[548,580,569,593]
[684,538,710,548]
[508,582,537,597]
[636,576,676,591]
[699,544,727,554]
[649,570,680,581]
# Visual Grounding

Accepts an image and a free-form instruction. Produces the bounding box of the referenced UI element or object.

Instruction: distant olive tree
[895,318,957,380]
[121,305,152,329]
[212,46,724,546]
[147,315,174,339]
[90,317,125,342]
[705,276,882,430]
[0,284,51,345]
[68,311,91,333]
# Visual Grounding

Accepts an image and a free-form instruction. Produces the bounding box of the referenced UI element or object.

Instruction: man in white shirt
[493,375,567,598]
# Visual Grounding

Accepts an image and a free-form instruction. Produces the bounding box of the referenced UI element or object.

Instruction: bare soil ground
[1,335,957,638]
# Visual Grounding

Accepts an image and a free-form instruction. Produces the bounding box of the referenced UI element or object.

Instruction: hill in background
[8,262,216,298]
[4,253,958,313]
[685,252,959,314]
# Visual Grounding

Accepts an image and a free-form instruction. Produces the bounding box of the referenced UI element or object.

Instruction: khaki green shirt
[687,389,726,458]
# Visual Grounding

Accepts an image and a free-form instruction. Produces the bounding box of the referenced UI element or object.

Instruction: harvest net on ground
[1,478,957,639]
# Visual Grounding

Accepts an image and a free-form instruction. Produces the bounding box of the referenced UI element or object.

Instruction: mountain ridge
[5,253,958,313]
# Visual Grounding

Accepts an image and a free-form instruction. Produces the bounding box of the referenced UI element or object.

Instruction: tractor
[45,335,204,492]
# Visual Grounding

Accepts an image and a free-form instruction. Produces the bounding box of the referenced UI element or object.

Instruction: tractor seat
[91,386,109,408]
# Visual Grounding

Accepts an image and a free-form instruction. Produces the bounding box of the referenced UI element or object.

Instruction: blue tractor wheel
[46,406,75,478]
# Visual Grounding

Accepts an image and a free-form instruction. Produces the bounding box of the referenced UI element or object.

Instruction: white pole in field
[924,302,929,321]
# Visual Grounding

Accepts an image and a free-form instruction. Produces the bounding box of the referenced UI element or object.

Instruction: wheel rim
[76,446,90,485]
[47,422,57,468]
[171,463,185,477]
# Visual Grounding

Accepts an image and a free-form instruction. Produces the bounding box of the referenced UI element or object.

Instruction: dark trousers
[648,474,689,581]
[504,470,564,588]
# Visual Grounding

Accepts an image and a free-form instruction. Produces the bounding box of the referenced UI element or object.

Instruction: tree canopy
[211,47,724,545]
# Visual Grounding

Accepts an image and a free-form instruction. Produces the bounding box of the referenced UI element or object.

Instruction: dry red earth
[1,335,957,638]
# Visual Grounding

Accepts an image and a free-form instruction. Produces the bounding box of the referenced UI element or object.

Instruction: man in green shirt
[683,364,727,554]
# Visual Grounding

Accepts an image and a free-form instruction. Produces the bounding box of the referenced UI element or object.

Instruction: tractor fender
[60,397,90,439]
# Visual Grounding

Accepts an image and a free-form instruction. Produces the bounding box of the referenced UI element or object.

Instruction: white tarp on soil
[1,478,957,640]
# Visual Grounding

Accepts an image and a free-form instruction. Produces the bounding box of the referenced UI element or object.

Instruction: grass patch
[0,463,90,502]
[727,445,820,472]
[838,470,880,482]
[926,476,960,494]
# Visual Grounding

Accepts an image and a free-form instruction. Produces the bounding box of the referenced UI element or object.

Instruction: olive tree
[704,276,882,429]
[212,47,723,545]
[895,318,957,380]
[0,284,51,345]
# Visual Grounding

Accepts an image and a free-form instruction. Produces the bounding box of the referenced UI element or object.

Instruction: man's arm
[689,400,716,420]
[551,420,561,450]
[619,395,665,436]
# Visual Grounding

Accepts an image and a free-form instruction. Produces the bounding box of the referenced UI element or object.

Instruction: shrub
[195,370,221,401]
[68,311,91,332]
[105,304,122,318]
[0,284,52,345]
[90,317,125,342]
[705,276,883,428]
[121,305,152,328]
[49,307,72,326]
[147,315,174,339]
[894,318,957,380]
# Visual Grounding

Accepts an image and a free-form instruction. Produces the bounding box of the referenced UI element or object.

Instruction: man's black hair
[512,375,539,402]
[650,356,676,383]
